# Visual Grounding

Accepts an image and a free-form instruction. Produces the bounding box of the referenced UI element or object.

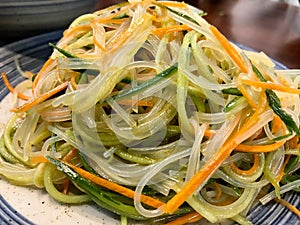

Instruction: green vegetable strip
[164,6,199,25]
[264,152,281,198]
[49,43,77,58]
[44,163,91,204]
[223,96,246,112]
[222,88,243,96]
[252,64,300,137]
[107,63,178,102]
[47,157,146,220]
[189,92,206,112]
[0,136,20,164]
[114,148,156,165]
[3,114,32,166]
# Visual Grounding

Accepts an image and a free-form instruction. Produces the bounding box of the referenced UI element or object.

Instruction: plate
[0,31,299,225]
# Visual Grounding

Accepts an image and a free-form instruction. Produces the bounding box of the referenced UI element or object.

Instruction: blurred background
[0,0,99,45]
[0,0,298,45]
[0,0,299,68]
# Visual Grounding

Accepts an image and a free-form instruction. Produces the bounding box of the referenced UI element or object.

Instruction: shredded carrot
[91,21,107,53]
[70,72,79,90]
[62,178,71,194]
[212,182,222,199]
[24,71,35,78]
[165,211,203,225]
[107,13,152,53]
[11,81,69,113]
[162,98,267,214]
[151,24,192,38]
[276,154,291,182]
[30,155,49,164]
[104,18,128,25]
[118,99,155,107]
[32,58,55,90]
[275,198,300,219]
[62,148,78,162]
[235,140,286,153]
[241,79,300,95]
[230,153,259,176]
[278,75,290,87]
[1,72,31,101]
[157,1,188,8]
[236,76,259,109]
[95,4,133,24]
[210,25,248,73]
[61,160,165,209]
[286,134,299,149]
[272,115,283,133]
[63,24,92,39]
[204,129,216,138]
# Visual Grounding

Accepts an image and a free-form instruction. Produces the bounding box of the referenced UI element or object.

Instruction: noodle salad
[1,0,300,224]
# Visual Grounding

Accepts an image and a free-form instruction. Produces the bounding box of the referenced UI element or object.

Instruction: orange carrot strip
[107,13,151,53]
[230,153,259,176]
[95,4,133,24]
[288,135,299,149]
[212,182,222,199]
[235,141,285,153]
[118,99,155,107]
[2,72,31,101]
[204,129,216,138]
[30,155,49,164]
[275,198,300,219]
[32,58,55,90]
[63,24,92,39]
[61,160,165,209]
[62,178,71,194]
[165,211,203,225]
[151,24,192,38]
[163,102,266,214]
[276,154,291,182]
[105,18,128,25]
[272,115,283,133]
[241,79,300,94]
[237,77,258,109]
[70,72,79,90]
[157,1,188,8]
[91,22,107,52]
[24,71,35,78]
[278,75,290,87]
[11,81,69,113]
[62,148,78,162]
[210,25,248,73]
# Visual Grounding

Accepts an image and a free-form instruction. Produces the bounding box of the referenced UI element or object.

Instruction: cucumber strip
[47,156,146,220]
[107,63,178,102]
[252,63,300,137]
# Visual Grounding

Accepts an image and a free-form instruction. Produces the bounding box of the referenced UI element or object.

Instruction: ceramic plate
[0,30,299,225]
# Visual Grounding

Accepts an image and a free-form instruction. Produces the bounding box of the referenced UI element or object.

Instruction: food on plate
[1,0,300,224]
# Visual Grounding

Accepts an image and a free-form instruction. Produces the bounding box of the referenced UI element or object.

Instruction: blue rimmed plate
[0,31,299,225]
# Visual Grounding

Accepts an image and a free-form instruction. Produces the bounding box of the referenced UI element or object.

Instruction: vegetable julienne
[0,0,300,225]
